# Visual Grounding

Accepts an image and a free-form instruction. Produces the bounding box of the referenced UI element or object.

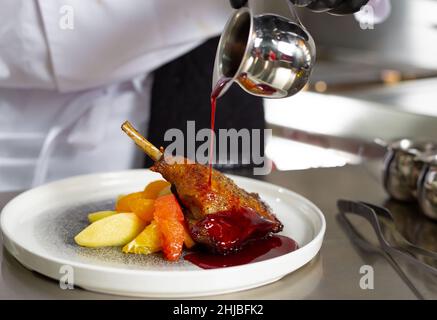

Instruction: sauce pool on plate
[184,235,298,269]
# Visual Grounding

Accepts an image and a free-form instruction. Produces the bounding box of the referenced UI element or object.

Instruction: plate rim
[1,169,325,278]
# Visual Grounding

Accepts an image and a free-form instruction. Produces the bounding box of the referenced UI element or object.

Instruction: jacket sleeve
[1,0,231,92]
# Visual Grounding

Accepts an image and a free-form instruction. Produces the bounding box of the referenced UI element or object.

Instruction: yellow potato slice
[88,210,117,223]
[75,213,146,247]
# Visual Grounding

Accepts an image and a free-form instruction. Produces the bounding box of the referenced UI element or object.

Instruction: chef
[0,0,388,192]
[0,0,233,191]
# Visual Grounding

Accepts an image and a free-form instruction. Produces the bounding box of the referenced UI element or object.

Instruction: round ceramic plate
[1,169,325,297]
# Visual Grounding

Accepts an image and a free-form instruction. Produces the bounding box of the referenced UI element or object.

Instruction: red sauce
[209,77,232,184]
[209,75,276,184]
[238,73,277,95]
[189,208,279,254]
[200,77,286,270]
[255,83,277,95]
[184,235,298,269]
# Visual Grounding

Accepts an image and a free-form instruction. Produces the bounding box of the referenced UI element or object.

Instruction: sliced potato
[122,220,162,255]
[88,210,117,223]
[75,213,146,247]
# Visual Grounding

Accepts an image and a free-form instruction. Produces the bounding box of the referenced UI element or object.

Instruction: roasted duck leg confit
[121,121,283,254]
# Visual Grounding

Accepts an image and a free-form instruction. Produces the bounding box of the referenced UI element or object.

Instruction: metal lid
[389,139,437,157]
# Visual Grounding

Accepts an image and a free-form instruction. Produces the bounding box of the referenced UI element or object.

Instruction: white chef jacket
[0,0,230,191]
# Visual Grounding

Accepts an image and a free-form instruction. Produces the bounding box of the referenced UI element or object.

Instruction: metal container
[213,1,316,98]
[417,155,437,220]
[383,139,437,202]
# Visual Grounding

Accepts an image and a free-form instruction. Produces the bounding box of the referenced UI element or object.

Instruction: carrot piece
[129,198,155,223]
[143,180,171,199]
[115,192,144,212]
[153,194,185,261]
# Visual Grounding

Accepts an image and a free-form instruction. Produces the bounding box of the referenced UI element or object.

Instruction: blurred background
[2,0,437,189]
[264,0,437,171]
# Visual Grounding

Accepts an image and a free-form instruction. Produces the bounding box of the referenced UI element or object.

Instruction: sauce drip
[187,76,288,270]
[209,75,276,184]
[209,77,232,184]
[184,235,298,269]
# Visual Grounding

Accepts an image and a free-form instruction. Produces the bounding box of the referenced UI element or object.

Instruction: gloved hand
[229,0,247,9]
[229,0,370,15]
[290,0,370,15]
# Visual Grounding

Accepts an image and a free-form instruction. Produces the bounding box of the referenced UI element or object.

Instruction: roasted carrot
[153,194,185,261]
[115,192,144,212]
[129,198,155,223]
[143,180,171,199]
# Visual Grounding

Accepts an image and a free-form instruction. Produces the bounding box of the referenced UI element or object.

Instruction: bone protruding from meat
[121,121,162,162]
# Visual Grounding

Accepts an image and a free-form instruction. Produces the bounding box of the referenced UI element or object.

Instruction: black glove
[229,0,369,15]
[229,0,247,9]
[290,0,370,15]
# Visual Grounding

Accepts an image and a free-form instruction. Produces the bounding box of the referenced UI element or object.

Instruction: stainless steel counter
[1,164,435,299]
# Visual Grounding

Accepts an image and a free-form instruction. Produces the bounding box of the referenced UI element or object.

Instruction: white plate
[1,169,325,297]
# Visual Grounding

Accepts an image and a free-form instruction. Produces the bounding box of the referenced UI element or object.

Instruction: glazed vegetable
[143,180,171,199]
[123,220,162,254]
[88,210,117,223]
[75,179,194,262]
[75,213,146,247]
[154,194,186,261]
[115,192,144,212]
[129,198,155,223]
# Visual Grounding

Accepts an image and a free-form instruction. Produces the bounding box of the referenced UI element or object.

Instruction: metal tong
[337,200,437,279]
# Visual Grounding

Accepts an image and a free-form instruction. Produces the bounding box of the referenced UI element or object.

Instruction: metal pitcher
[213,0,316,98]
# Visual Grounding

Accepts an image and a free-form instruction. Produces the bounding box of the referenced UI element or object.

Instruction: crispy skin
[151,158,283,253]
